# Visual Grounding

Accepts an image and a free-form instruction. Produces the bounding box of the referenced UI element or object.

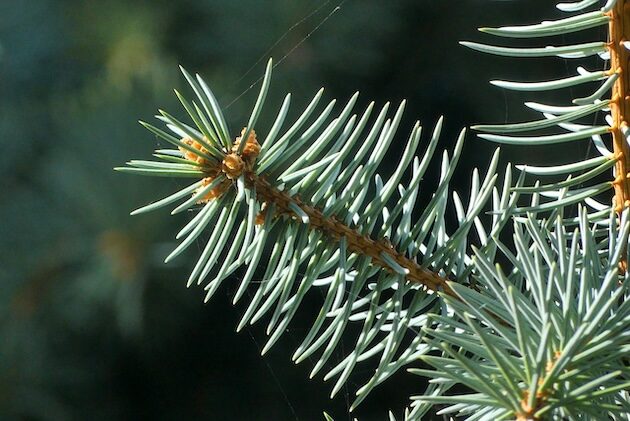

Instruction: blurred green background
[0,1,603,419]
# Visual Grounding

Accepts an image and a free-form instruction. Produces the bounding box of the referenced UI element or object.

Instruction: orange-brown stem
[609,1,630,213]
[608,1,630,275]
[247,173,455,296]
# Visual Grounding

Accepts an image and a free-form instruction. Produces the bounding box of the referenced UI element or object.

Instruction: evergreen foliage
[118,0,630,418]
[464,0,623,221]
[117,58,518,410]
[119,0,630,419]
[414,210,630,419]
[5,0,629,419]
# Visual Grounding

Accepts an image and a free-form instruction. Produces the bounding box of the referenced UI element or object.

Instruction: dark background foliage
[0,1,601,419]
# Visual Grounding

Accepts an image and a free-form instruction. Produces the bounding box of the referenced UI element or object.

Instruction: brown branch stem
[609,1,630,213]
[246,172,455,296]
[608,1,630,273]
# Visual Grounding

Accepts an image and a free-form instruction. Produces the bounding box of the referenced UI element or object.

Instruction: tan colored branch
[609,1,630,213]
[248,173,455,296]
[608,1,630,273]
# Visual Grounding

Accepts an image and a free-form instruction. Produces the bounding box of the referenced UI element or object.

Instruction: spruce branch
[116,58,517,407]
[113,1,630,418]
[411,208,630,420]
[464,0,630,227]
